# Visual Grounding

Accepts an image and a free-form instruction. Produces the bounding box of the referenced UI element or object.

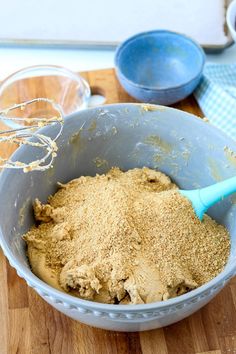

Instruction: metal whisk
[0,98,64,172]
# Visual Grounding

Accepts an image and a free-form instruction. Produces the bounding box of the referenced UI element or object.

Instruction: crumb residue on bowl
[224,146,236,168]
[92,157,108,168]
[144,135,172,153]
[23,167,230,305]
[182,150,191,162]
[69,123,87,163]
[111,126,118,135]
[70,130,83,146]
[207,157,224,182]
[19,197,31,227]
[88,120,97,132]
[140,104,166,112]
[153,154,163,165]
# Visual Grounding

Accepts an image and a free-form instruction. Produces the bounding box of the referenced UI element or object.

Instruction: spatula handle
[199,175,236,210]
[180,175,236,221]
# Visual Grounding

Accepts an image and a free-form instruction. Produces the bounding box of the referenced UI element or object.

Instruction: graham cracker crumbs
[23,167,230,305]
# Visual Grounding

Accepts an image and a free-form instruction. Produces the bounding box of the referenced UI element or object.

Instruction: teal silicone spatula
[180,176,236,220]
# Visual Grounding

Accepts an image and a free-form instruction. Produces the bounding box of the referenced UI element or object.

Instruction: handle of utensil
[199,175,236,209]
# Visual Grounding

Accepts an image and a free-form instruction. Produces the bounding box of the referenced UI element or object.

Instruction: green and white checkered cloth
[194,64,236,140]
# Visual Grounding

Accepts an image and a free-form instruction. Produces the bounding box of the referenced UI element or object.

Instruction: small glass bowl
[0,65,91,127]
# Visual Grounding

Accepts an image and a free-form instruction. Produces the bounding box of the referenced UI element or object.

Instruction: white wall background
[0,0,228,46]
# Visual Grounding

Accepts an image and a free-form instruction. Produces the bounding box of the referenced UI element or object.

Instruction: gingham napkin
[194,64,236,140]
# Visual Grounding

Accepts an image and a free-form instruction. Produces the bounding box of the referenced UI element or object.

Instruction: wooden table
[0,69,236,354]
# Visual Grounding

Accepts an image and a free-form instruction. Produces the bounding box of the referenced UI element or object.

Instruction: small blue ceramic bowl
[115,30,205,105]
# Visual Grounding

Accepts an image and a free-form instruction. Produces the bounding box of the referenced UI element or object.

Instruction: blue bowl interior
[116,31,204,89]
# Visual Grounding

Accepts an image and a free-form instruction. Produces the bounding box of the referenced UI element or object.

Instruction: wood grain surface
[0,68,236,354]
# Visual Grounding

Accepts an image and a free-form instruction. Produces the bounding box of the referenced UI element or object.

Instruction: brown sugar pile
[24,167,230,304]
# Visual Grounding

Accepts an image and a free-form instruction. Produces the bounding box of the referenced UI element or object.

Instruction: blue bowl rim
[115,29,206,91]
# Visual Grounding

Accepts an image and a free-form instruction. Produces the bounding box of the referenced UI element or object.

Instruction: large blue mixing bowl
[0,103,235,331]
[115,30,205,105]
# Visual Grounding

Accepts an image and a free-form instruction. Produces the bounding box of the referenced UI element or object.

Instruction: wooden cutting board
[0,68,236,354]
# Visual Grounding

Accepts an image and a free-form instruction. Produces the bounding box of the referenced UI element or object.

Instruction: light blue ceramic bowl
[115,30,205,105]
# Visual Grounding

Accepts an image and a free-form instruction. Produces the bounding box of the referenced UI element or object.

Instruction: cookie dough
[24,167,230,304]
